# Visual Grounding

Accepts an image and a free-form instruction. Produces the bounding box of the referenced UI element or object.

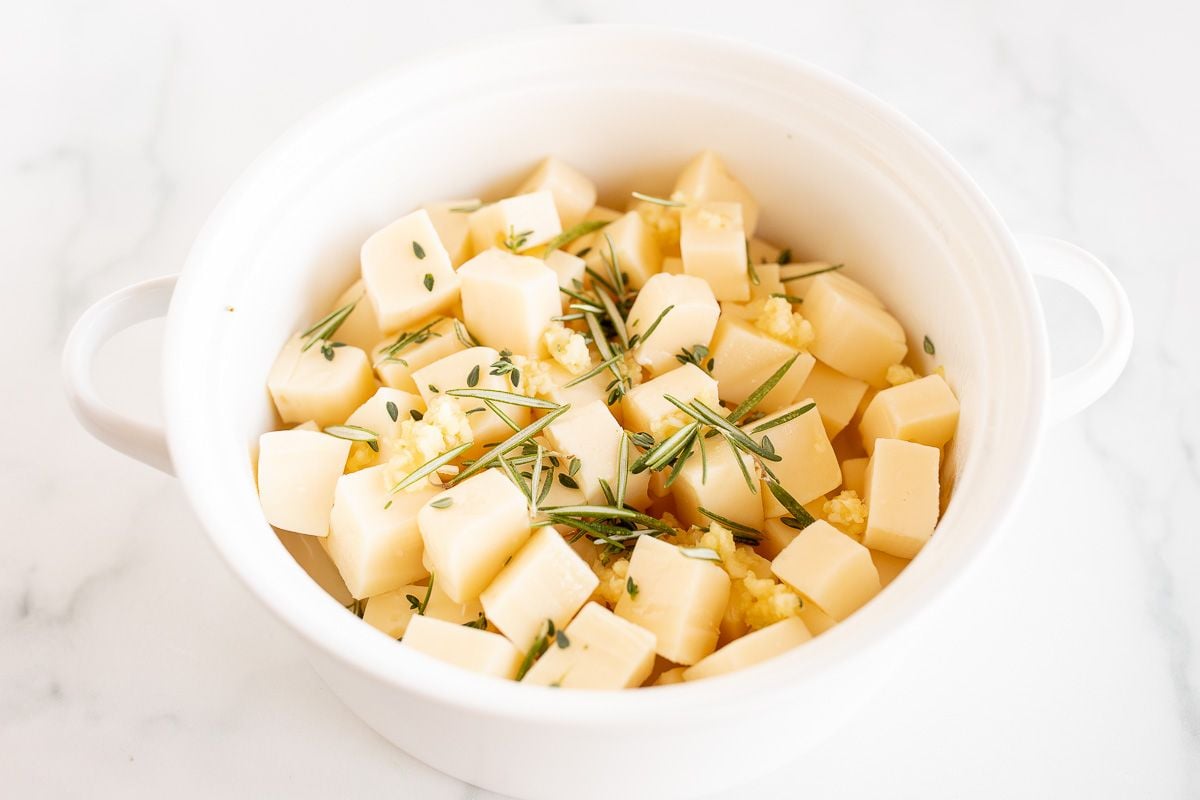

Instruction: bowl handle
[1018,235,1134,425]
[62,275,178,474]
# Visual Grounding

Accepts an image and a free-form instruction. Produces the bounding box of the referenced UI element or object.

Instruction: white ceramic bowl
[63,26,1132,800]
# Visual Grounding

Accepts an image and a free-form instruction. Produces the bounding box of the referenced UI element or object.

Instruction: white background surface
[3,1,1197,797]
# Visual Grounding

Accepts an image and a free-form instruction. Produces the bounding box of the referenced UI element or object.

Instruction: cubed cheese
[401,615,522,679]
[673,150,759,235]
[626,273,720,376]
[745,400,841,513]
[671,435,764,531]
[458,249,560,356]
[680,202,749,301]
[859,374,960,454]
[533,358,615,420]
[614,535,731,665]
[747,237,782,265]
[621,363,719,440]
[628,199,682,257]
[771,520,881,621]
[468,190,562,253]
[326,465,436,598]
[567,205,622,258]
[417,469,532,603]
[804,274,907,387]
[586,210,663,290]
[797,600,838,636]
[330,280,384,351]
[544,400,651,509]
[708,315,815,413]
[344,387,424,464]
[682,617,810,681]
[411,347,532,457]
[480,527,599,650]
[363,581,484,638]
[361,209,460,333]
[544,249,587,312]
[372,316,467,393]
[796,361,869,439]
[871,549,910,588]
[515,157,597,229]
[862,439,940,559]
[422,198,479,267]
[758,517,800,560]
[257,429,350,536]
[522,602,657,689]
[840,457,869,496]
[661,256,684,275]
[267,333,376,427]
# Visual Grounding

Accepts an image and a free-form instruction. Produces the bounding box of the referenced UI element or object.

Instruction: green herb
[601,232,626,298]
[504,226,534,252]
[542,504,675,536]
[406,574,435,615]
[555,629,570,649]
[448,405,572,486]
[746,240,760,286]
[515,620,554,680]
[462,613,488,629]
[615,433,630,508]
[413,241,426,259]
[663,396,780,462]
[632,304,674,347]
[630,421,701,474]
[422,273,434,292]
[631,190,685,208]
[344,598,365,618]
[626,576,639,598]
[749,402,815,434]
[769,292,805,304]
[777,248,792,265]
[558,473,579,489]
[697,507,762,543]
[319,341,347,361]
[453,319,481,348]
[542,219,610,257]
[410,409,423,422]
[781,263,844,282]
[676,344,711,370]
[446,387,561,409]
[498,454,531,501]
[449,202,484,213]
[323,424,380,452]
[300,300,358,352]
[725,353,801,423]
[529,444,545,517]
[678,546,722,562]
[389,441,474,494]
[386,401,399,422]
[562,351,625,389]
[629,431,654,449]
[765,480,817,529]
[428,384,440,393]
[467,364,481,387]
[484,399,522,432]
[924,335,936,355]
[568,457,581,477]
[430,497,453,509]
[377,318,442,363]
[575,246,592,258]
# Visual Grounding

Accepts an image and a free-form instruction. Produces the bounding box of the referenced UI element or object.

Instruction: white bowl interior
[164,27,1044,730]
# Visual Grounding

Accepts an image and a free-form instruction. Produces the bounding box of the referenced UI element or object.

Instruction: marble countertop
[3,1,1196,797]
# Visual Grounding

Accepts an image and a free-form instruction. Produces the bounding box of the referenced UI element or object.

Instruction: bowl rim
[163,24,1048,722]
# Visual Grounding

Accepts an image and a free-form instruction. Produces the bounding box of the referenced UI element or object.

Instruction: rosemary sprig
[676,344,714,372]
[301,299,357,352]
[697,507,762,543]
[543,504,675,536]
[749,402,816,434]
[663,396,781,462]
[377,318,442,363]
[630,304,674,348]
[446,388,561,410]
[601,232,625,298]
[454,319,481,348]
[405,574,435,616]
[323,424,380,452]
[615,432,630,509]
[448,405,572,486]
[515,619,554,680]
[530,444,545,518]
[498,454,531,502]
[389,441,474,494]
[769,292,805,304]
[483,399,522,432]
[562,351,625,388]
[630,421,701,473]
[725,353,801,423]
[504,226,534,252]
[765,480,817,529]
[542,219,610,257]
[631,191,685,208]
[781,263,844,282]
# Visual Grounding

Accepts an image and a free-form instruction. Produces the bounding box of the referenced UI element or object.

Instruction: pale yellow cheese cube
[522,602,657,689]
[747,399,841,513]
[361,209,460,333]
[771,520,880,621]
[871,549,910,588]
[747,237,782,265]
[680,201,749,302]
[859,374,960,454]
[544,400,651,509]
[515,157,597,229]
[330,280,384,351]
[534,358,615,420]
[363,581,484,638]
[257,429,350,536]
[673,150,759,235]
[467,190,562,253]
[661,256,684,275]
[411,347,532,456]
[417,468,532,603]
[544,249,586,311]
[458,249,560,356]
[587,210,663,290]
[628,198,683,257]
[327,465,435,598]
[621,363,718,439]
[372,316,466,393]
[654,667,688,686]
[862,439,940,559]
[779,267,880,305]
[797,600,838,636]
[626,273,720,376]
[708,315,815,413]
[759,517,800,560]
[840,457,869,496]
[796,361,869,439]
[422,198,479,267]
[401,615,522,679]
[567,205,622,258]
[480,527,599,650]
[344,387,424,464]
[804,274,907,387]
[683,617,810,681]
[614,535,731,665]
[671,435,764,531]
[267,334,377,427]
